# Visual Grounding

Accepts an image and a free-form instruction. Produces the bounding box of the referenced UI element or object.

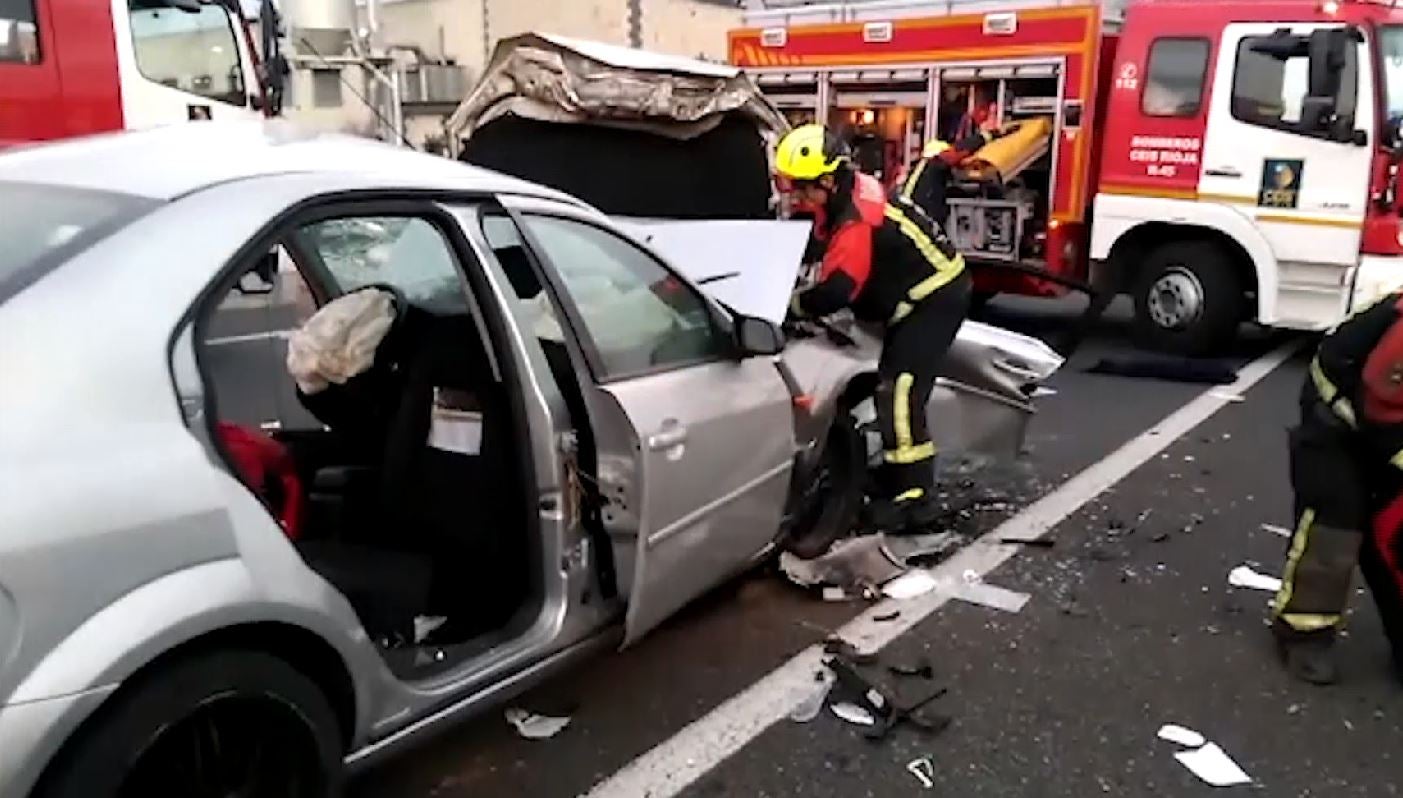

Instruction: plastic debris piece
[1229,565,1283,592]
[1209,391,1246,403]
[1000,536,1055,548]
[822,637,878,665]
[889,659,935,679]
[822,586,849,602]
[884,570,938,600]
[1173,743,1252,787]
[962,569,982,585]
[413,615,448,644]
[831,702,876,726]
[789,679,833,723]
[907,757,936,789]
[1158,724,1207,748]
[1260,523,1292,538]
[504,708,571,740]
[874,610,901,622]
[1031,386,1059,398]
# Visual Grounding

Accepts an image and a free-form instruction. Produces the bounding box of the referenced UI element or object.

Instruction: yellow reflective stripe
[1279,612,1341,632]
[1309,357,1358,428]
[884,441,936,464]
[895,487,926,502]
[891,302,914,323]
[1273,508,1315,619]
[894,372,914,451]
[901,159,927,199]
[883,205,966,323]
[1392,449,1403,470]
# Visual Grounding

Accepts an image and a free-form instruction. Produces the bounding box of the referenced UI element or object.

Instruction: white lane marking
[582,339,1302,798]
[206,330,291,346]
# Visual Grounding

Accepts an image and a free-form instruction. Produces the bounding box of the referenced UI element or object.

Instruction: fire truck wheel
[1132,241,1244,356]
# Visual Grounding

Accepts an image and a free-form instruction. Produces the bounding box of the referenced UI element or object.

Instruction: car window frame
[1141,36,1211,118]
[498,206,737,385]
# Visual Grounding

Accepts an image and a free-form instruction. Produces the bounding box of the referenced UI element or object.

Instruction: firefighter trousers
[1273,402,1369,639]
[875,272,971,502]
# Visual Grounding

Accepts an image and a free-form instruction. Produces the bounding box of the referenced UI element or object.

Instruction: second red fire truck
[733,0,1403,354]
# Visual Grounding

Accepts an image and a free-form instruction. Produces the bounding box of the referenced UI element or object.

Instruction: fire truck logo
[1258,158,1303,209]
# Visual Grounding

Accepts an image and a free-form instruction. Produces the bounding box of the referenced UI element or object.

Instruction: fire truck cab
[733,0,1403,355]
[0,0,268,148]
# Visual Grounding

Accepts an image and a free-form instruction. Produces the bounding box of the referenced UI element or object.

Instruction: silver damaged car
[0,123,1060,796]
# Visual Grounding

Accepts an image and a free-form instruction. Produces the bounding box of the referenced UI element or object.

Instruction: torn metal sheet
[504,708,572,740]
[1174,743,1252,787]
[1229,565,1282,592]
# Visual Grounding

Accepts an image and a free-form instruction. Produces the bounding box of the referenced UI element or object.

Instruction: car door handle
[647,425,689,451]
[1206,167,1242,178]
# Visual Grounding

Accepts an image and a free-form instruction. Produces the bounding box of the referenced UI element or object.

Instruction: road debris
[504,708,571,740]
[1208,391,1246,403]
[1087,355,1238,384]
[1000,536,1056,548]
[826,656,950,741]
[822,637,879,666]
[873,610,901,622]
[1260,523,1292,538]
[1030,386,1059,398]
[830,702,877,726]
[1157,724,1252,787]
[1157,724,1206,748]
[907,757,936,789]
[788,678,833,723]
[1228,565,1282,592]
[888,658,935,679]
[884,570,938,600]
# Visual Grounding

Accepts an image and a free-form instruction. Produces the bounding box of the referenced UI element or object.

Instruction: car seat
[216,421,304,539]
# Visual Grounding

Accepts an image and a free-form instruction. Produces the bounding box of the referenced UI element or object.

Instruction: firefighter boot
[1272,622,1340,686]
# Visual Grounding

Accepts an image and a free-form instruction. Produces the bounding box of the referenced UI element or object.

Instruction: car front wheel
[779,408,867,560]
[36,649,342,798]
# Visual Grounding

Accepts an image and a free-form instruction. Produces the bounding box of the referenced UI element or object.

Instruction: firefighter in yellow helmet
[898,122,1001,228]
[775,124,972,533]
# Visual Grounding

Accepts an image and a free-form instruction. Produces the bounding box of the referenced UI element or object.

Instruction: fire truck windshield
[1381,25,1403,120]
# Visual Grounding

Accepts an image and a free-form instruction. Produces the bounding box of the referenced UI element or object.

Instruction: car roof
[0,121,581,204]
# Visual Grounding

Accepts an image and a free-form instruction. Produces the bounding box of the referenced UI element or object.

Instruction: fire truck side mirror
[1307,28,1350,101]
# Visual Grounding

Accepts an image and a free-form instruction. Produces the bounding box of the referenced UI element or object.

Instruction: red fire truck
[732,0,1403,354]
[0,0,277,148]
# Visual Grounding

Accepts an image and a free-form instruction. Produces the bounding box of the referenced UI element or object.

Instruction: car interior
[194,213,542,678]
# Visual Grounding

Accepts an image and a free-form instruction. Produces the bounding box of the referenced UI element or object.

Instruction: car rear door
[484,201,796,644]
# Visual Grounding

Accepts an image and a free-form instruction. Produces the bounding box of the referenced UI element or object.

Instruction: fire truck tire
[1131,241,1244,356]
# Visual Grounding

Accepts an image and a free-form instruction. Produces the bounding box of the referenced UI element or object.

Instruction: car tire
[36,649,342,798]
[1131,241,1244,357]
[781,410,866,560]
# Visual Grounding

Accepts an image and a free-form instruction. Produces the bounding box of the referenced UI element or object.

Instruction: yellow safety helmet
[775,123,849,182]
[922,139,952,159]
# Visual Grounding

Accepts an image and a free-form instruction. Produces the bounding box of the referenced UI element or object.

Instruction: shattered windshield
[0,182,155,304]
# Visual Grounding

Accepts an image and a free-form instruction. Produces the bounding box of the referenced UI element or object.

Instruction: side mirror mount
[258,0,287,116]
[1308,28,1349,98]
[734,315,785,357]
[1385,116,1403,152]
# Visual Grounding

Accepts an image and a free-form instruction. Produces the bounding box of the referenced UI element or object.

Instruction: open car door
[483,202,796,644]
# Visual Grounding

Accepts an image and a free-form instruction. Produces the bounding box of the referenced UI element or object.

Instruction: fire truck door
[115,0,263,127]
[1198,23,1372,288]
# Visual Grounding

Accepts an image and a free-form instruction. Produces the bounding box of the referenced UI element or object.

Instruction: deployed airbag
[286,288,396,395]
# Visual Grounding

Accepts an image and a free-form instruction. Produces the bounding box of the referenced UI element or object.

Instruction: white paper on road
[1157,723,1207,748]
[1228,565,1282,592]
[1174,743,1252,787]
[950,581,1031,614]
[614,218,813,326]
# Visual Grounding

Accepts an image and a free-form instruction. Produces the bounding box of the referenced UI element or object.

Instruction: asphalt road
[335,296,1400,798]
